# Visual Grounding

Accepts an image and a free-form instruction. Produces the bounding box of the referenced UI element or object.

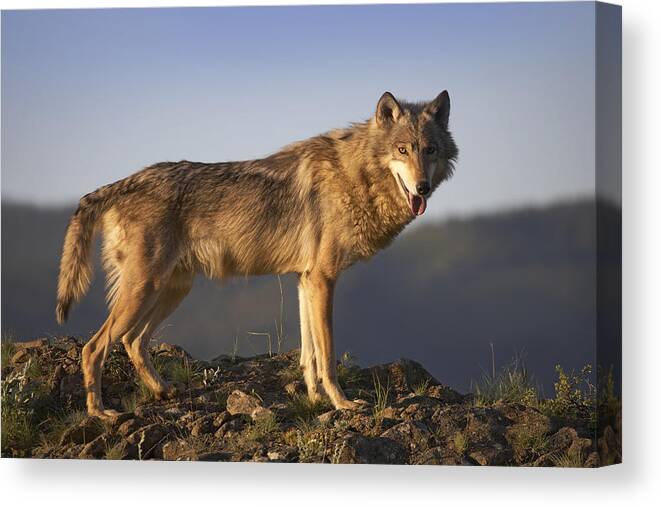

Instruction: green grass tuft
[412,377,432,396]
[287,393,331,423]
[371,372,391,420]
[473,350,538,406]
[337,351,362,389]
[245,412,280,442]
[453,431,468,456]
[1,336,17,371]
[550,449,585,468]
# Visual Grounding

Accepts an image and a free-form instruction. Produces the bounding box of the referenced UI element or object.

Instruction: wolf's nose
[416,181,430,196]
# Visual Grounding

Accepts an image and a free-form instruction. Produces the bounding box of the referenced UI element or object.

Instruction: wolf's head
[374,91,458,217]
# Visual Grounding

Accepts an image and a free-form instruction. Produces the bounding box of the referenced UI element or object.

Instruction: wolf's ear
[425,90,450,130]
[375,92,403,127]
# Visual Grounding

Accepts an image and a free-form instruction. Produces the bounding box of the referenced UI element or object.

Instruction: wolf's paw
[89,408,123,421]
[334,399,364,411]
[156,381,185,400]
[307,390,323,403]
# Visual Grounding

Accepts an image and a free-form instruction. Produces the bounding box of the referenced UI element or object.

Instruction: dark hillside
[1,198,620,392]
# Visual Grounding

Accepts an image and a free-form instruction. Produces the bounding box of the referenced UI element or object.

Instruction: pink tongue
[409,194,427,216]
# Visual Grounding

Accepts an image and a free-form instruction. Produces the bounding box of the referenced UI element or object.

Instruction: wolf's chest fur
[333,168,413,263]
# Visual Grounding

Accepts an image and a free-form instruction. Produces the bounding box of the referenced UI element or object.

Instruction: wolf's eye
[398,147,408,155]
[425,146,436,154]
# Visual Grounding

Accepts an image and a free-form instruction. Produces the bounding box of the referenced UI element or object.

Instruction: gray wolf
[56,91,458,419]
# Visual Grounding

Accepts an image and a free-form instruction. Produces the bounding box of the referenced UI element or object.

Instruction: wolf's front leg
[304,271,360,410]
[298,278,323,401]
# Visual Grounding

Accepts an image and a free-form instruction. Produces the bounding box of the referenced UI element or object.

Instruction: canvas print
[0,2,621,466]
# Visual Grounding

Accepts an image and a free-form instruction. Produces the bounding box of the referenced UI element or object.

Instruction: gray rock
[11,348,30,364]
[381,420,434,457]
[416,446,471,466]
[117,417,144,437]
[191,414,216,436]
[59,417,104,446]
[226,390,263,416]
[16,338,48,350]
[468,444,513,466]
[547,427,578,453]
[213,411,231,428]
[124,423,168,460]
[335,433,408,464]
[79,435,109,459]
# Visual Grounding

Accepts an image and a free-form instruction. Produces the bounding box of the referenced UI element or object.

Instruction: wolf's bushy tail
[56,183,118,324]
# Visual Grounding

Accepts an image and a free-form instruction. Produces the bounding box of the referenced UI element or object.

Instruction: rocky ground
[1,337,621,466]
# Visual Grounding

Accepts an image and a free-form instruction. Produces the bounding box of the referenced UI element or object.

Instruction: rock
[213,411,231,428]
[10,349,30,364]
[162,406,185,420]
[79,435,109,459]
[16,338,48,350]
[584,451,600,467]
[426,385,465,404]
[317,410,338,425]
[334,433,408,464]
[198,452,231,461]
[157,342,190,358]
[380,420,434,458]
[344,412,374,434]
[547,427,578,453]
[52,337,79,351]
[416,446,473,466]
[430,405,468,442]
[464,407,510,447]
[178,410,205,426]
[397,396,444,421]
[194,393,212,404]
[124,423,168,460]
[226,390,269,421]
[369,359,439,396]
[380,406,399,420]
[214,417,244,439]
[63,358,79,375]
[111,412,136,427]
[468,444,512,466]
[191,414,216,436]
[59,417,104,445]
[251,406,274,422]
[0,338,617,467]
[134,406,163,419]
[66,347,79,361]
[162,440,187,461]
[284,381,303,395]
[117,418,144,437]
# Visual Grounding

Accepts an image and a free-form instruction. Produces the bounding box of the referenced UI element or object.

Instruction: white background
[1,0,659,505]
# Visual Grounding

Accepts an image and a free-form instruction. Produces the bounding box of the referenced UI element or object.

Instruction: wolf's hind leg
[122,269,194,400]
[298,278,322,401]
[82,283,159,419]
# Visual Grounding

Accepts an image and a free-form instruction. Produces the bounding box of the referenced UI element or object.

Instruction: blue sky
[2,2,599,220]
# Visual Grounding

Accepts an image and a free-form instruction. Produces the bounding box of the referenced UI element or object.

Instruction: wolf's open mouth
[397,174,427,216]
